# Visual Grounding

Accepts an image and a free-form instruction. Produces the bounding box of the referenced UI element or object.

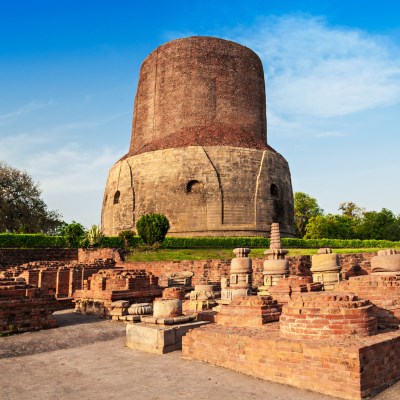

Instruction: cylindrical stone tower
[102,36,295,237]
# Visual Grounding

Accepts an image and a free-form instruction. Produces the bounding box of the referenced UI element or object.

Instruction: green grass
[125,247,397,262]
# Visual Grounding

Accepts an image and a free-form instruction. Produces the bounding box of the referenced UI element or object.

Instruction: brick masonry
[0,248,78,269]
[0,277,57,334]
[121,253,372,288]
[182,324,400,400]
[339,275,400,327]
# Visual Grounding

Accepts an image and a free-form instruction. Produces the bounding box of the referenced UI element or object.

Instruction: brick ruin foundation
[2,244,400,399]
[183,289,400,400]
[180,249,400,400]
[74,269,162,317]
[0,277,57,334]
[339,275,400,328]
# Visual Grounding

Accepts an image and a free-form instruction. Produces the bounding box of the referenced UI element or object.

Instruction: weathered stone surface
[153,299,182,318]
[126,320,208,354]
[371,250,400,275]
[220,248,253,303]
[101,37,295,237]
[311,248,341,290]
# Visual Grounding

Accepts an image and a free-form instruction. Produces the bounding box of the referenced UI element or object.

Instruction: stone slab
[126,320,208,354]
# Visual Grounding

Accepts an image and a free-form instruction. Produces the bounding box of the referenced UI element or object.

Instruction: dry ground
[0,310,399,400]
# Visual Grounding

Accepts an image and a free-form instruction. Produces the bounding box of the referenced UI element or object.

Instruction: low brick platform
[182,324,400,400]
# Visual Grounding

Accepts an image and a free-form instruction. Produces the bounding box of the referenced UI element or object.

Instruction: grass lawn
[125,247,396,262]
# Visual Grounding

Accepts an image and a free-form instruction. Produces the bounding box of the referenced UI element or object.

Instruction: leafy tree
[356,208,400,240]
[305,214,354,239]
[293,192,323,238]
[136,213,170,245]
[0,161,63,234]
[58,221,86,248]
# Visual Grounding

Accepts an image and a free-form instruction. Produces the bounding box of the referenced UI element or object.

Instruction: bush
[82,225,104,248]
[118,230,136,248]
[58,221,86,248]
[136,214,170,245]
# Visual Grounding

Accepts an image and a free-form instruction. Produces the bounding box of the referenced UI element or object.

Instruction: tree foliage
[301,195,400,241]
[57,221,86,247]
[293,192,323,238]
[0,161,63,234]
[136,213,170,245]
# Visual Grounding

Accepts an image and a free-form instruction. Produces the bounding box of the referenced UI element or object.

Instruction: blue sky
[1,0,400,227]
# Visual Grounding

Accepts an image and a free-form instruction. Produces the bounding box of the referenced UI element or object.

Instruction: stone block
[126,320,208,354]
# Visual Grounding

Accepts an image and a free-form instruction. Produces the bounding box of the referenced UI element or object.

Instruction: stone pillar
[311,248,341,290]
[220,248,253,303]
[258,223,289,295]
[153,287,184,318]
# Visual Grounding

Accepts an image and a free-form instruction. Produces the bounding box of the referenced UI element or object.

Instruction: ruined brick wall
[77,248,123,264]
[101,36,295,238]
[0,278,57,334]
[122,256,310,287]
[338,252,375,277]
[0,248,78,268]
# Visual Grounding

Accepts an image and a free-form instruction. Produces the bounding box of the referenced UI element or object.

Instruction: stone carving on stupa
[371,249,400,276]
[310,248,341,290]
[220,248,253,304]
[258,223,289,295]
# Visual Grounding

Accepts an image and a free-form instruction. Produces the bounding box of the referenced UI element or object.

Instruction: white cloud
[0,131,124,226]
[232,16,400,118]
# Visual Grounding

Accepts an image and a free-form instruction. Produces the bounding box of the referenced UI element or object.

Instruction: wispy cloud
[0,101,53,125]
[55,111,130,132]
[314,130,346,139]
[231,15,400,120]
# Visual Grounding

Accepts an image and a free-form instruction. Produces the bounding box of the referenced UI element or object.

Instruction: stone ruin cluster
[2,224,400,399]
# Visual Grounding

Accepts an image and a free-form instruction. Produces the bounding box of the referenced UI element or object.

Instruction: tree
[0,161,63,234]
[136,213,170,245]
[57,221,86,247]
[356,208,400,240]
[305,214,354,239]
[293,192,323,238]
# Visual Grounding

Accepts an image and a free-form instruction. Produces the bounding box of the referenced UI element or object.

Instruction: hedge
[162,237,270,248]
[1,233,400,249]
[0,234,68,248]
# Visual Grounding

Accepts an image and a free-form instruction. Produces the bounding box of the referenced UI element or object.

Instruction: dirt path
[0,310,399,400]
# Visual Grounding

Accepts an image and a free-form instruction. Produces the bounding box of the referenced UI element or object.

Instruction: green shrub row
[0,233,68,248]
[162,237,271,248]
[282,238,400,249]
[1,234,400,249]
